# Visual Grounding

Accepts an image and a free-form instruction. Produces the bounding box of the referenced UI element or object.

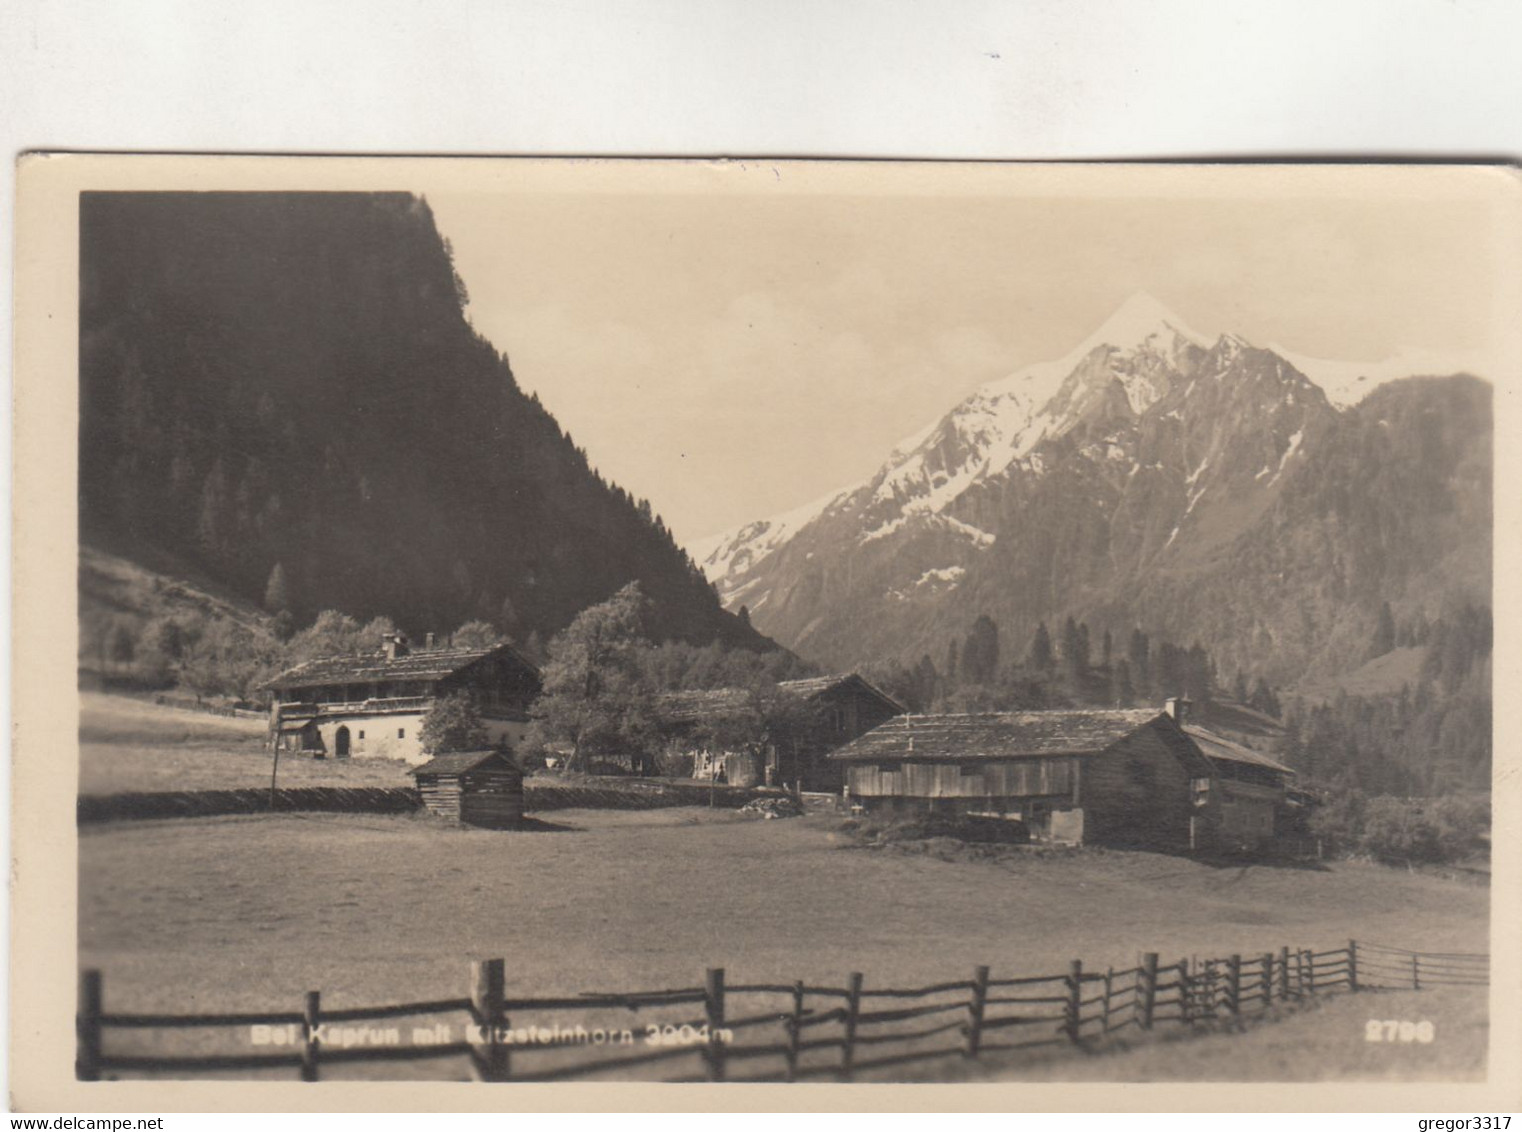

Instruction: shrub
[1358,796,1442,864]
[1426,793,1490,861]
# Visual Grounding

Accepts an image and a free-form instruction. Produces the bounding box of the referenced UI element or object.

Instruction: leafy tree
[286,610,365,662]
[419,691,491,755]
[690,678,823,786]
[179,620,283,701]
[452,619,503,649]
[528,582,658,772]
[356,616,401,653]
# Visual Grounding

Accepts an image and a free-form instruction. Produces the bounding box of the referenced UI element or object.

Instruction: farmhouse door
[335,725,351,758]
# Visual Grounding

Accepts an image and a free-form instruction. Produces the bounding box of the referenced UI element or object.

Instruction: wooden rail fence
[76,940,1487,1083]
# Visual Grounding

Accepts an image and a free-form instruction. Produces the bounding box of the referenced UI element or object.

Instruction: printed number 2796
[1365,1019,1434,1043]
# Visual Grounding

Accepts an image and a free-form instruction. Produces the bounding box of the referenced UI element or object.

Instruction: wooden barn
[657,673,906,791]
[410,749,524,828]
[264,633,541,765]
[830,698,1298,854]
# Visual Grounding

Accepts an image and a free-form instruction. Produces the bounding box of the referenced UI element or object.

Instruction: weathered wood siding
[1076,728,1193,851]
[847,757,1074,800]
[417,772,523,828]
[796,686,905,792]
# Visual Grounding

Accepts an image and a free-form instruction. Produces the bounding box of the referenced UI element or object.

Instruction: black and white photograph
[7,156,1519,1116]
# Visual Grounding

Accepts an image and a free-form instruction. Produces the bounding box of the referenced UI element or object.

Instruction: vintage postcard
[10,155,1521,1112]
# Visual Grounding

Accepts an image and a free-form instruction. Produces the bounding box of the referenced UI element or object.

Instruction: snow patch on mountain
[691,485,849,579]
[888,564,967,601]
[1269,343,1488,409]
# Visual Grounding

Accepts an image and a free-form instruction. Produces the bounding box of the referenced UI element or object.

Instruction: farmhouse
[830,698,1299,854]
[411,749,524,828]
[265,633,541,765]
[657,673,906,791]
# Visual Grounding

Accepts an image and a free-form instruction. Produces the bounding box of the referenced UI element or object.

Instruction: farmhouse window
[398,727,406,739]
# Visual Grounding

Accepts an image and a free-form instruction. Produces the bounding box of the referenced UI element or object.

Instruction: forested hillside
[80,192,766,652]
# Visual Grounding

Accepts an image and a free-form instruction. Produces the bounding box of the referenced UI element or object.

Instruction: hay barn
[830,698,1299,853]
[410,749,524,828]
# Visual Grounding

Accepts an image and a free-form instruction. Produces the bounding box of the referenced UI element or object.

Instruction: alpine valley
[694,294,1492,697]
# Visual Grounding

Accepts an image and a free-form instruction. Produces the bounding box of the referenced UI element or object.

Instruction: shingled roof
[829,710,1164,762]
[1184,725,1296,775]
[657,673,905,723]
[265,641,537,690]
[410,750,522,777]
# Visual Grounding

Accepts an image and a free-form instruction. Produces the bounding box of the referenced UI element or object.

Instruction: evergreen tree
[1232,669,1250,704]
[963,615,1000,684]
[1127,629,1150,693]
[1184,643,1212,703]
[1029,621,1055,673]
[263,562,290,613]
[1369,601,1397,660]
[1112,658,1134,705]
[195,458,230,563]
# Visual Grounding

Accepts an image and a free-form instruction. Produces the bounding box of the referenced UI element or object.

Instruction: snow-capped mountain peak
[1080,291,1212,353]
[690,296,1475,623]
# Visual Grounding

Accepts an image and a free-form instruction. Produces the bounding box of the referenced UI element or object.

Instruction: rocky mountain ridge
[695,294,1490,686]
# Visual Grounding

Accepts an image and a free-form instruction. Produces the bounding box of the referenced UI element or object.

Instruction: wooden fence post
[1412,954,1421,990]
[785,981,804,1082]
[704,967,727,1082]
[1227,955,1241,1017]
[471,958,507,1081]
[77,969,102,1082]
[1177,959,1191,1024]
[1261,953,1274,1008]
[1100,967,1114,1034]
[964,965,989,1057]
[1304,950,1317,995]
[1347,941,1359,993]
[1139,953,1158,1030]
[301,991,321,1082]
[841,972,863,1081]
[1064,960,1083,1045]
[1278,946,1291,1000]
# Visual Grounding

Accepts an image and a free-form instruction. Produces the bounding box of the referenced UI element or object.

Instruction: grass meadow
[76,693,1491,1082]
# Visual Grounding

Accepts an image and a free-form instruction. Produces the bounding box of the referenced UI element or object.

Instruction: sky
[427,163,1511,551]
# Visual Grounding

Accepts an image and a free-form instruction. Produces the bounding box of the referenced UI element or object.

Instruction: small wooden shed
[410,749,524,828]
